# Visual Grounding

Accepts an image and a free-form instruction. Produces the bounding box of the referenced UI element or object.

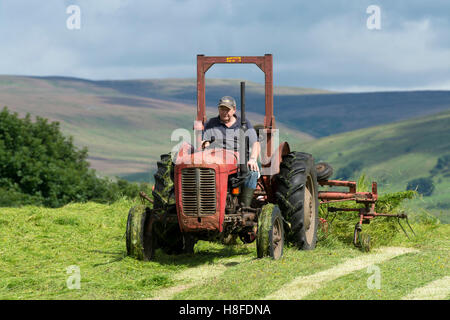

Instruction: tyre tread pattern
[275,152,319,250]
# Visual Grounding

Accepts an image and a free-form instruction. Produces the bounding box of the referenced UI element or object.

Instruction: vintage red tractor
[126,54,322,260]
[125,54,413,260]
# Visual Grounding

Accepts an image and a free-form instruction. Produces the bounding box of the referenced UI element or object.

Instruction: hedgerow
[0,107,148,207]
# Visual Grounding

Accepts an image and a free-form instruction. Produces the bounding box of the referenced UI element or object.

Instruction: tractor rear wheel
[257,204,284,260]
[152,153,175,209]
[152,153,196,255]
[275,152,319,250]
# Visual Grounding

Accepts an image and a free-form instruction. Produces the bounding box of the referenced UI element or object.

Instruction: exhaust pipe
[240,81,249,174]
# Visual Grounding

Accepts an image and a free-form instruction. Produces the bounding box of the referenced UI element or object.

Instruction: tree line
[0,107,149,207]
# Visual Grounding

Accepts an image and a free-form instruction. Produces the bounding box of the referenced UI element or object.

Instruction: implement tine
[397,217,410,239]
[397,214,416,239]
[405,216,416,237]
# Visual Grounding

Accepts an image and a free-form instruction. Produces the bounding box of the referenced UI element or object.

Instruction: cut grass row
[304,248,449,300]
[0,198,448,300]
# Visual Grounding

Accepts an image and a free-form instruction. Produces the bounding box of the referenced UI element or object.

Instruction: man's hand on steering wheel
[247,157,259,172]
[201,141,210,149]
[201,136,215,150]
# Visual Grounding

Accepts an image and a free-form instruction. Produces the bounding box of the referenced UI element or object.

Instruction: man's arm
[201,122,213,149]
[244,122,260,171]
[247,140,260,171]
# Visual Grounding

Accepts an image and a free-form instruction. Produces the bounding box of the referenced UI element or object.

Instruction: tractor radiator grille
[181,168,216,215]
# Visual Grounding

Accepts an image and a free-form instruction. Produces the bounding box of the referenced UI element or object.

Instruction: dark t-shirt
[202,115,258,152]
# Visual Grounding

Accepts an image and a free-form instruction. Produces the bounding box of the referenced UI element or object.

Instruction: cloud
[0,0,449,91]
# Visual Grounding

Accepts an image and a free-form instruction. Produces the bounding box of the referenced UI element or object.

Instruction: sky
[0,0,449,92]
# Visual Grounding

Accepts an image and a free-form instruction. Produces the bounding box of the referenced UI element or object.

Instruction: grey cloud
[0,0,449,91]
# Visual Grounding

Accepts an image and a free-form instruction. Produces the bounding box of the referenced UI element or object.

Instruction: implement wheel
[316,162,333,181]
[361,234,371,252]
[257,204,284,260]
[353,223,362,248]
[353,223,371,252]
[126,205,156,261]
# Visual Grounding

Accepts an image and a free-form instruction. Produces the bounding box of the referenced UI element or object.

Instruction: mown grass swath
[0,195,447,300]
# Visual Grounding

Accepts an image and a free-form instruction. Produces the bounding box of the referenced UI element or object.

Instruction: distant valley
[1,75,449,221]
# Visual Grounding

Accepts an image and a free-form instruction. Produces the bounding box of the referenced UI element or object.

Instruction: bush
[0,186,43,207]
[0,107,148,207]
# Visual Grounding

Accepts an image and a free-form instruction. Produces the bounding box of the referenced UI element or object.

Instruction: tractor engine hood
[175,146,239,172]
[174,147,239,233]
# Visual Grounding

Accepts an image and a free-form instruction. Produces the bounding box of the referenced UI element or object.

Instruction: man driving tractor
[127,55,323,261]
[201,95,261,207]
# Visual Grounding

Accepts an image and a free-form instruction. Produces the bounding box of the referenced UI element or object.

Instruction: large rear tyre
[152,153,196,255]
[275,152,319,250]
[126,205,156,261]
[257,204,284,260]
[152,153,175,209]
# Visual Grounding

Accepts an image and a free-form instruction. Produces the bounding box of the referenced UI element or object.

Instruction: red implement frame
[318,180,402,220]
[318,179,414,248]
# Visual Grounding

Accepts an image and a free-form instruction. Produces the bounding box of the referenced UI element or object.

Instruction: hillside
[1,75,449,203]
[37,76,450,137]
[274,90,450,137]
[7,76,450,138]
[301,110,450,222]
[0,75,314,179]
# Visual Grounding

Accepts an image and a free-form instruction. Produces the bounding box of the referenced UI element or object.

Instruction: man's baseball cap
[218,96,236,109]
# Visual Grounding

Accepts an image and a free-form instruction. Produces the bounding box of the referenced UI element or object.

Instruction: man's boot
[239,187,255,208]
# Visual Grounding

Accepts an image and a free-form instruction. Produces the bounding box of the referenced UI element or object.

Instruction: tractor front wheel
[257,204,284,260]
[126,205,157,261]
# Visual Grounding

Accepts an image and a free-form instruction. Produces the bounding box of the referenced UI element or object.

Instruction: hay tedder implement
[126,54,413,261]
[316,175,415,251]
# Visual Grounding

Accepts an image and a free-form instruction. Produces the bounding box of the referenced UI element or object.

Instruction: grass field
[0,198,448,300]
